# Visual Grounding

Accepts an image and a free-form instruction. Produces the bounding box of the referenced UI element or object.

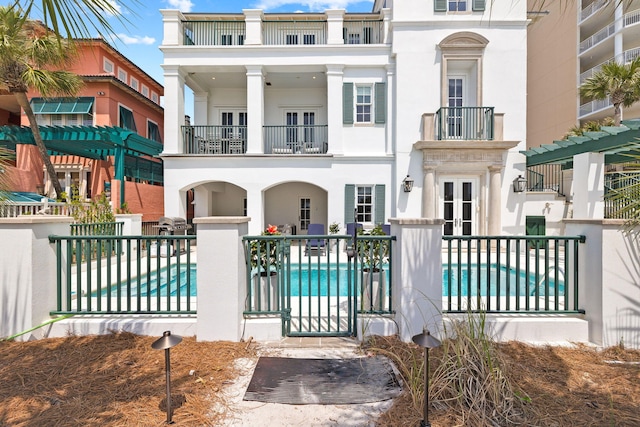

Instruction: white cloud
[116,33,156,45]
[104,0,122,15]
[165,0,195,12]
[254,0,372,12]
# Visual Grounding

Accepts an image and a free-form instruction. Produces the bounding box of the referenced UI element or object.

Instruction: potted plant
[357,224,390,311]
[248,224,282,311]
[329,221,340,252]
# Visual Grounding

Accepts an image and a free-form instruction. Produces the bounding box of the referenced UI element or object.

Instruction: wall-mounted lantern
[402,175,414,193]
[512,175,527,193]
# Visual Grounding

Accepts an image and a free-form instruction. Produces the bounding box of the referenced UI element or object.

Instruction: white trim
[117,67,128,83]
[130,76,139,91]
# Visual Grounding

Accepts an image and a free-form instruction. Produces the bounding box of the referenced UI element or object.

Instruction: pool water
[287,264,385,297]
[443,263,564,297]
[107,264,197,297]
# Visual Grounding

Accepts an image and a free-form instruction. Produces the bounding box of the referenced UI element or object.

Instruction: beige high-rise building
[528,0,640,149]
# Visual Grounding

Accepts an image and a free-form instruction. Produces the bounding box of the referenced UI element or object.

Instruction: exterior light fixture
[402,175,414,193]
[97,91,105,96]
[512,175,527,193]
[412,328,442,427]
[152,330,183,424]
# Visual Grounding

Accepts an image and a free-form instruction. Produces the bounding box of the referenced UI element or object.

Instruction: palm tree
[16,0,139,39]
[580,57,640,126]
[0,6,83,197]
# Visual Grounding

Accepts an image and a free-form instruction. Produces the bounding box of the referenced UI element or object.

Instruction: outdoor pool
[443,263,565,297]
[106,264,197,297]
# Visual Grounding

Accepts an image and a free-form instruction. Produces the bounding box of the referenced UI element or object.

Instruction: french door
[440,177,477,236]
[285,110,316,150]
[447,77,464,139]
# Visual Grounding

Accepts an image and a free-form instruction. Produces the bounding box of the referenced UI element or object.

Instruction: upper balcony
[165,10,389,48]
[182,125,328,155]
[421,107,500,141]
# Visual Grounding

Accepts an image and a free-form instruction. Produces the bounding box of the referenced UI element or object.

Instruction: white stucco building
[160,0,529,236]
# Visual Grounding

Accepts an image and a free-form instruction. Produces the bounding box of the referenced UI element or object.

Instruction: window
[221,34,232,45]
[343,82,386,125]
[356,85,372,123]
[238,34,245,45]
[303,34,315,45]
[82,114,93,126]
[356,186,373,223]
[119,105,137,131]
[147,120,161,142]
[435,0,484,12]
[130,77,139,91]
[286,34,298,45]
[449,0,466,11]
[151,92,159,103]
[118,68,127,83]
[300,198,310,231]
[51,114,63,126]
[103,58,114,74]
[141,85,149,97]
[344,184,386,226]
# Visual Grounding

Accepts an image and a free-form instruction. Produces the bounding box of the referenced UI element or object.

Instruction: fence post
[389,218,444,342]
[0,217,73,340]
[193,216,249,341]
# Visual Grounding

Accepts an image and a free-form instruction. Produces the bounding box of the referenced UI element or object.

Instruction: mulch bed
[0,332,256,426]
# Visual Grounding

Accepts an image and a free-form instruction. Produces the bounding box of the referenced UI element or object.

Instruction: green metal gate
[281,236,358,337]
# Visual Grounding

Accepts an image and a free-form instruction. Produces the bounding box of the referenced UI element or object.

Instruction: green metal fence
[49,235,196,315]
[242,233,395,324]
[442,235,585,314]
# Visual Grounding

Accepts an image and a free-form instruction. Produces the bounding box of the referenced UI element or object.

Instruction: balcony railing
[580,0,609,23]
[183,20,246,46]
[183,125,247,154]
[342,20,383,44]
[579,97,611,117]
[435,107,494,141]
[579,22,615,53]
[264,125,328,154]
[179,17,386,46]
[262,20,327,45]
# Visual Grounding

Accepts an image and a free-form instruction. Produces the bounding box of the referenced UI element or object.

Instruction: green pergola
[0,125,163,204]
[521,119,640,167]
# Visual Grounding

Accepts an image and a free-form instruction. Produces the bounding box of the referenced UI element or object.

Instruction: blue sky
[104,0,375,90]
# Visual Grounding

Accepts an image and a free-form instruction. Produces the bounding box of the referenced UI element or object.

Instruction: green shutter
[472,0,485,11]
[344,184,355,223]
[434,0,446,12]
[343,83,354,124]
[374,184,385,224]
[374,82,386,124]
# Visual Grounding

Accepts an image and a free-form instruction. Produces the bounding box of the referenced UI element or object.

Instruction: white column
[381,8,391,44]
[243,9,263,45]
[246,65,264,154]
[388,218,444,342]
[488,166,502,235]
[162,65,186,154]
[326,9,345,45]
[422,166,436,218]
[246,187,263,234]
[193,92,208,126]
[326,64,344,154]
[160,9,184,46]
[386,64,395,154]
[573,152,605,219]
[194,217,249,341]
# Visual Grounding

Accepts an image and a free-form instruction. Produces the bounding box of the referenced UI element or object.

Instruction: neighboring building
[160,0,529,236]
[527,0,640,149]
[12,39,165,221]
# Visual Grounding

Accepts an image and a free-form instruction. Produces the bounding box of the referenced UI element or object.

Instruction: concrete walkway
[219,337,397,426]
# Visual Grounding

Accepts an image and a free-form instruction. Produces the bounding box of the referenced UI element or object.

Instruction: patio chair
[382,224,391,235]
[305,223,326,255]
[344,222,363,250]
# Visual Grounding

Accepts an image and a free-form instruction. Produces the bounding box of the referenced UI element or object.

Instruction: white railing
[579,22,615,53]
[624,8,640,27]
[580,0,609,22]
[0,201,77,217]
[579,97,611,117]
[580,48,640,84]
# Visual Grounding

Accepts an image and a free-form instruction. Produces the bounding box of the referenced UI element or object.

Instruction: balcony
[182,124,328,155]
[183,125,247,154]
[432,107,495,141]
[264,125,327,154]
[179,16,384,46]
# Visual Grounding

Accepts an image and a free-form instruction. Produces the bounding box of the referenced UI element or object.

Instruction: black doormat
[243,356,402,405]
